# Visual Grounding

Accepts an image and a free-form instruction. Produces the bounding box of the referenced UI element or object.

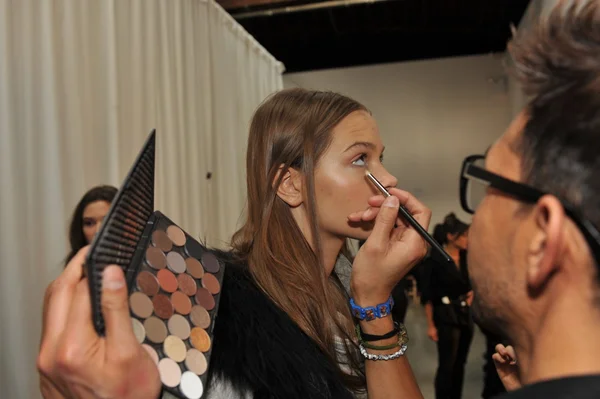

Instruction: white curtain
[0,1,284,397]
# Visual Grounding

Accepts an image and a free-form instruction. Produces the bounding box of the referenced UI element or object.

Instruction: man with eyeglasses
[459,1,600,398]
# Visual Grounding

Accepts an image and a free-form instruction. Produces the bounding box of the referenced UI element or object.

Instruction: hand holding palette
[85,131,224,399]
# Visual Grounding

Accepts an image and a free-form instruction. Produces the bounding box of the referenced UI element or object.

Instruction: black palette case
[85,131,224,399]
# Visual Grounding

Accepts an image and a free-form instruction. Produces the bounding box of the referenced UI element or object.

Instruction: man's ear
[273,165,304,207]
[526,195,565,289]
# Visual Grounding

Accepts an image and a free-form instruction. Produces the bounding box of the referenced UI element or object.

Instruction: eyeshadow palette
[85,130,225,398]
[128,211,224,399]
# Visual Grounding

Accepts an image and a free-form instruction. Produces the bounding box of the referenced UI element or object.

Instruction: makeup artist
[419,213,473,399]
[64,185,117,264]
[37,89,431,399]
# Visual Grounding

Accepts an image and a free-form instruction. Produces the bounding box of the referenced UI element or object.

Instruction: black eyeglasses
[460,154,600,264]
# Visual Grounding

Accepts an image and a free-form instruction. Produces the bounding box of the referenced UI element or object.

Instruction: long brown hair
[232,88,367,390]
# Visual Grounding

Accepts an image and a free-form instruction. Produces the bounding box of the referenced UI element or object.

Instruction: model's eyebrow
[343,141,384,153]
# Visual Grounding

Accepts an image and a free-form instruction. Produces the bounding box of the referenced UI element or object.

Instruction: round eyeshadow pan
[194,288,215,310]
[146,247,167,270]
[166,251,187,274]
[190,327,211,352]
[185,349,208,376]
[157,269,178,293]
[168,314,191,340]
[131,318,146,344]
[185,257,204,279]
[167,225,187,247]
[163,335,187,363]
[158,358,181,388]
[190,305,211,329]
[144,316,168,344]
[201,252,220,273]
[152,230,173,252]
[184,238,204,260]
[180,371,204,399]
[177,273,198,296]
[142,344,159,365]
[136,271,160,296]
[129,292,153,319]
[171,291,192,315]
[152,294,175,320]
[201,273,221,295]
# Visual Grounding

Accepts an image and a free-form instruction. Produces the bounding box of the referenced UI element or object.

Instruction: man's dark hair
[509,0,600,233]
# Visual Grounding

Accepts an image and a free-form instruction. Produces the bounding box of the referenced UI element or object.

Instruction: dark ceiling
[220,0,532,73]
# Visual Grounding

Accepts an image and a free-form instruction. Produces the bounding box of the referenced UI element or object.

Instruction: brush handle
[397,205,453,264]
[365,172,452,264]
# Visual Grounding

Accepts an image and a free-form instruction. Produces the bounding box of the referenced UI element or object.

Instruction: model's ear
[273,165,303,207]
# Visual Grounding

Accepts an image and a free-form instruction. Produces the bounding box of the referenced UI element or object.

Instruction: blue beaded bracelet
[350,296,394,321]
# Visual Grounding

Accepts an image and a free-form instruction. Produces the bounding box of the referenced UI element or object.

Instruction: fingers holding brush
[347,189,427,229]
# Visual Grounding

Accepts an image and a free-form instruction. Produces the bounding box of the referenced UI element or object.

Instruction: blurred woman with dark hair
[64,185,117,265]
[419,212,473,399]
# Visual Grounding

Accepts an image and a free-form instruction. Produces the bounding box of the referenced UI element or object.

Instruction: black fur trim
[206,250,355,399]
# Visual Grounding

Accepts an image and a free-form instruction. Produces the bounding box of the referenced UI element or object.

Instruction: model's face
[313,110,398,241]
[82,200,111,244]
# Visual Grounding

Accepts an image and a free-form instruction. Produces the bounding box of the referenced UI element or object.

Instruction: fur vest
[205,251,355,399]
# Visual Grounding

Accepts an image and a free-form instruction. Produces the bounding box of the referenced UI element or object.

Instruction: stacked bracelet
[355,323,409,351]
[359,343,408,361]
[349,296,394,321]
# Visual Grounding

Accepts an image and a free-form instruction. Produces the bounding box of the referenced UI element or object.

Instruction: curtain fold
[0,1,283,397]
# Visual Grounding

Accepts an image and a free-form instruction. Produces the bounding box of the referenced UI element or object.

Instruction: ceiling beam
[216,0,291,10]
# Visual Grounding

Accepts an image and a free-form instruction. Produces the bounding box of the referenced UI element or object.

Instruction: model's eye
[352,154,367,166]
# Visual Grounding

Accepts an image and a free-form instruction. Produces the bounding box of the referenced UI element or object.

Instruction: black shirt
[495,375,600,399]
[417,249,471,305]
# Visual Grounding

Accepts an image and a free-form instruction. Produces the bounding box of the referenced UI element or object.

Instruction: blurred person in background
[419,213,473,399]
[64,185,117,265]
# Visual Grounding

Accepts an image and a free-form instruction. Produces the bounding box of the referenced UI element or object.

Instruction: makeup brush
[365,170,453,264]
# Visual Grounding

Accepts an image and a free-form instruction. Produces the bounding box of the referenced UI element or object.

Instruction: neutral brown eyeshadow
[190,327,211,352]
[185,257,204,279]
[163,335,187,362]
[201,273,221,295]
[136,271,160,296]
[166,251,187,274]
[157,269,178,293]
[146,246,167,270]
[177,273,197,296]
[129,292,153,319]
[152,293,175,320]
[152,229,173,252]
[194,287,215,310]
[131,317,146,343]
[201,252,220,273]
[171,291,192,315]
[189,305,211,329]
[142,343,159,365]
[185,349,208,375]
[158,358,181,388]
[144,316,168,344]
[168,314,191,340]
[167,225,187,246]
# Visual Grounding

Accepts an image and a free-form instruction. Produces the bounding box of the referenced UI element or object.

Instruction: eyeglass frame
[460,154,600,265]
